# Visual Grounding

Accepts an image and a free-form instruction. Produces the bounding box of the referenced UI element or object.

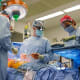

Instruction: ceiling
[14,0,80,42]
[25,0,75,17]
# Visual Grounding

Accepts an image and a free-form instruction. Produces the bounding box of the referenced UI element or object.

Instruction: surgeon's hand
[31,53,44,60]
[20,53,27,59]
[31,53,40,59]
[12,48,18,55]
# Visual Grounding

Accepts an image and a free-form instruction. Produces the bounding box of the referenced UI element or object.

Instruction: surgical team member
[60,15,80,69]
[19,20,54,70]
[0,10,11,80]
[60,15,80,44]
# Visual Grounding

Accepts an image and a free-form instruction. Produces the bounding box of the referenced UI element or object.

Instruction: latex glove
[12,47,18,55]
[31,53,44,60]
[61,35,76,42]
[20,53,27,60]
[39,55,44,59]
[20,53,32,62]
[31,53,39,59]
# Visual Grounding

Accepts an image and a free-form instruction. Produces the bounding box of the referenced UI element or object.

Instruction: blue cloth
[0,15,11,80]
[7,68,24,80]
[19,36,54,70]
[54,49,80,60]
[18,62,63,72]
[18,63,48,71]
[34,66,79,80]
[54,48,80,69]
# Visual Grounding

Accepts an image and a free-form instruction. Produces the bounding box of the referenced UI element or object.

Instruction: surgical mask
[64,25,75,33]
[36,30,43,37]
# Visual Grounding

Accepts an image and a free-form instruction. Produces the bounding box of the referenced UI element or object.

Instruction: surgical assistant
[60,15,80,69]
[0,11,11,80]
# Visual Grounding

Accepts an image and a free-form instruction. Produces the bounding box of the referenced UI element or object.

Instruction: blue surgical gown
[64,27,80,69]
[64,27,80,46]
[19,36,54,70]
[0,15,11,80]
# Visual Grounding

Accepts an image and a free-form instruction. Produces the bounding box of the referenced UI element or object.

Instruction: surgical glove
[31,53,44,60]
[31,53,40,59]
[39,55,44,59]
[12,47,18,55]
[20,53,27,59]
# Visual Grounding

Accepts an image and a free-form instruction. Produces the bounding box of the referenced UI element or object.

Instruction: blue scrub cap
[32,20,45,30]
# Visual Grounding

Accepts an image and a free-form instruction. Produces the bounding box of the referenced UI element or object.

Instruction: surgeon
[60,15,80,69]
[19,20,54,70]
[60,15,80,44]
[0,10,11,80]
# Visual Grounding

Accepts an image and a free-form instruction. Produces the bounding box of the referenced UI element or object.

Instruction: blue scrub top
[19,36,54,64]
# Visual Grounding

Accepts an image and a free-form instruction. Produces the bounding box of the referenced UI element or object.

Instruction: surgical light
[12,10,20,21]
[5,0,28,20]
[36,11,64,21]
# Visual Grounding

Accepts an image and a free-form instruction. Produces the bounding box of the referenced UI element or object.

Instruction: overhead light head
[5,0,28,20]
[12,10,20,21]
[5,4,27,20]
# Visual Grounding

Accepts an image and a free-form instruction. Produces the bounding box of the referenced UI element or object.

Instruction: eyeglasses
[36,26,45,31]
